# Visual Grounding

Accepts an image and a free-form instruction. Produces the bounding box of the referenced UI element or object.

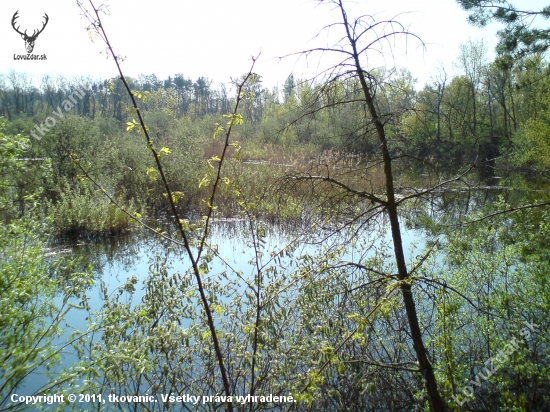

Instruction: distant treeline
[2,44,550,173]
[0,71,267,122]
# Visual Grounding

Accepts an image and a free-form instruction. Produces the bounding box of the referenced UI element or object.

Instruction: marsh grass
[50,180,137,237]
[48,145,391,236]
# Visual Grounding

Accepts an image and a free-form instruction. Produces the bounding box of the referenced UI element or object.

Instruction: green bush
[50,179,136,236]
[0,121,94,408]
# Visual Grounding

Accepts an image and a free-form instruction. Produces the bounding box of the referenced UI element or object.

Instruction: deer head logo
[11,11,49,54]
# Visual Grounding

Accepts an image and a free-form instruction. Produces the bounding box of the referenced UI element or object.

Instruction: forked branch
[76,2,257,410]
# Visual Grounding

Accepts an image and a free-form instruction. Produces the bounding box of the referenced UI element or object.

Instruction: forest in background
[1,0,550,411]
[1,42,550,235]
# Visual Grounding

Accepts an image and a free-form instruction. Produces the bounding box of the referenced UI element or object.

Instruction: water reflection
[20,176,550,403]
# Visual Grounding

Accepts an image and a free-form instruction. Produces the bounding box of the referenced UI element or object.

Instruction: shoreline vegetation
[2,41,550,237]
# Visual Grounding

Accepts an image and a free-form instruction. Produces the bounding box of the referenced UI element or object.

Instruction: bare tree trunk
[337,1,449,409]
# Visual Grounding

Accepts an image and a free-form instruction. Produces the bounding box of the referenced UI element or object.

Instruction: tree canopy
[457,0,550,57]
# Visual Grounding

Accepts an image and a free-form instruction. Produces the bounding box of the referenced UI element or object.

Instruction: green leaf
[126,118,138,131]
[146,167,158,182]
[199,177,210,189]
[132,90,147,102]
[160,147,172,156]
[213,124,224,139]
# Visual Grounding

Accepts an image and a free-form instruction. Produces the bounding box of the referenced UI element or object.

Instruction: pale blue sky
[0,0,547,90]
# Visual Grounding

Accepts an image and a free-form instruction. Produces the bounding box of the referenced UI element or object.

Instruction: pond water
[16,181,546,403]
[22,214,422,400]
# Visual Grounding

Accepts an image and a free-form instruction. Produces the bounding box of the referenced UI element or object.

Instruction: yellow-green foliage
[51,180,136,235]
[510,74,550,170]
[512,118,550,169]
[0,122,94,407]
